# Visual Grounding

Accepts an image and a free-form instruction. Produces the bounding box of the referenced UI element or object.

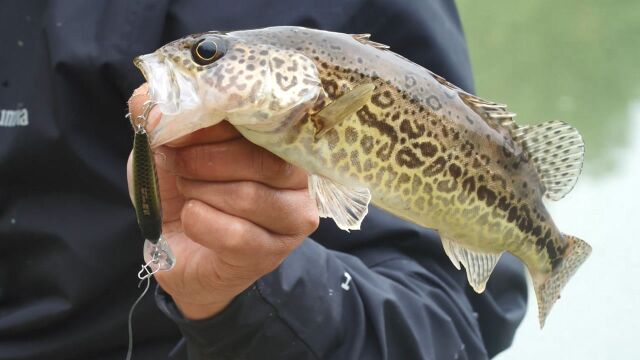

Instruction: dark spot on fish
[477,185,497,206]
[356,106,398,159]
[448,163,462,179]
[396,148,425,169]
[413,141,438,158]
[399,119,425,139]
[275,73,297,91]
[398,173,411,185]
[507,206,518,223]
[272,57,285,68]
[405,74,417,88]
[371,90,394,109]
[325,129,340,148]
[517,213,533,233]
[423,156,447,177]
[437,179,457,193]
[426,95,442,111]
[462,176,476,194]
[360,135,374,155]
[331,148,348,165]
[345,126,358,144]
[532,225,542,237]
[546,241,561,269]
[497,196,510,212]
[321,79,339,98]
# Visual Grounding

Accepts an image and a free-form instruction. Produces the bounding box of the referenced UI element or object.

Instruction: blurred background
[456,1,640,359]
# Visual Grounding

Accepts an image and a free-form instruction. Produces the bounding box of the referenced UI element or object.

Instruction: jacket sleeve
[156,208,527,360]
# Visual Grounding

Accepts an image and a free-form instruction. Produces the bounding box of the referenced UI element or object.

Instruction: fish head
[134,32,322,146]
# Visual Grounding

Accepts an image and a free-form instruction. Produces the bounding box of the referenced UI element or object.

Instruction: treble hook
[131,100,157,133]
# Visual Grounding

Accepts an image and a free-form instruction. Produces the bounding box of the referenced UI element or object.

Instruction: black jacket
[0,0,527,359]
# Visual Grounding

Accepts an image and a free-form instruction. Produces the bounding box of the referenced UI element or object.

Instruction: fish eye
[191,39,225,65]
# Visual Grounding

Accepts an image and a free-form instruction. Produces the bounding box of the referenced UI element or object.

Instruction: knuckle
[181,199,202,230]
[255,149,293,182]
[176,146,206,177]
[299,202,320,234]
[238,181,260,202]
[221,221,249,251]
[304,213,320,233]
[229,182,262,215]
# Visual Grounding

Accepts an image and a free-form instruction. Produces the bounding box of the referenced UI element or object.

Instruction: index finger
[127,84,240,146]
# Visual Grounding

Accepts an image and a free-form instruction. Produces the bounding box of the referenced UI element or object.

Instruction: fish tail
[534,234,591,328]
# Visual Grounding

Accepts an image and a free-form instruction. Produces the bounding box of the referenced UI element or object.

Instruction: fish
[133,26,591,327]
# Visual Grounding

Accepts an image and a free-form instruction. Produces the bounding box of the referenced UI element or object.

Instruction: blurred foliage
[456,1,640,174]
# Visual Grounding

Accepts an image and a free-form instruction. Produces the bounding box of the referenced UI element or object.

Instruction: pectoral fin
[308,174,371,231]
[442,237,503,293]
[312,83,375,138]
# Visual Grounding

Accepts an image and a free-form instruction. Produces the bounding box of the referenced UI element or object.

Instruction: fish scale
[134,26,591,327]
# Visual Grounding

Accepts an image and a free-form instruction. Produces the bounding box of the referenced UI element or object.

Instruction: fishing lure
[130,101,175,276]
[126,101,176,360]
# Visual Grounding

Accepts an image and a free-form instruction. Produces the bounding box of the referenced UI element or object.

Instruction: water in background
[456,1,640,358]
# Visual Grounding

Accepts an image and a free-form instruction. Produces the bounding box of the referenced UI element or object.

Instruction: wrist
[174,298,232,320]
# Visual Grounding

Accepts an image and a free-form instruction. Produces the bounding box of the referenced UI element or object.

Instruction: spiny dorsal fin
[308,174,371,231]
[352,33,390,50]
[428,70,518,132]
[441,237,503,293]
[512,121,584,200]
[312,83,375,138]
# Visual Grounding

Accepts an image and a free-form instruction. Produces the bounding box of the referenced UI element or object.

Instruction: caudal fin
[534,234,591,328]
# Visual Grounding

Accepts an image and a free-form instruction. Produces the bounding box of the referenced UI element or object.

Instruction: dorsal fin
[512,121,584,200]
[352,33,390,50]
[429,70,518,132]
[427,70,584,200]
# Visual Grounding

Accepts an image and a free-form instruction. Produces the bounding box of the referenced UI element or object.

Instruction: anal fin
[442,237,503,293]
[308,175,371,231]
[311,83,375,138]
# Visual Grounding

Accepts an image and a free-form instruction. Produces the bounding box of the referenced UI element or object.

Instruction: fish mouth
[134,53,182,115]
[134,53,207,146]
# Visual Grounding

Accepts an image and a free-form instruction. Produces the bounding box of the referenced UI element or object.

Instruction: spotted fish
[134,26,591,327]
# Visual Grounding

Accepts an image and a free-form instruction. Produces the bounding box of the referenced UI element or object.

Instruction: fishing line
[125,261,158,360]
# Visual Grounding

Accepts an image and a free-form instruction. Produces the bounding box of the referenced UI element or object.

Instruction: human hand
[127,84,319,320]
